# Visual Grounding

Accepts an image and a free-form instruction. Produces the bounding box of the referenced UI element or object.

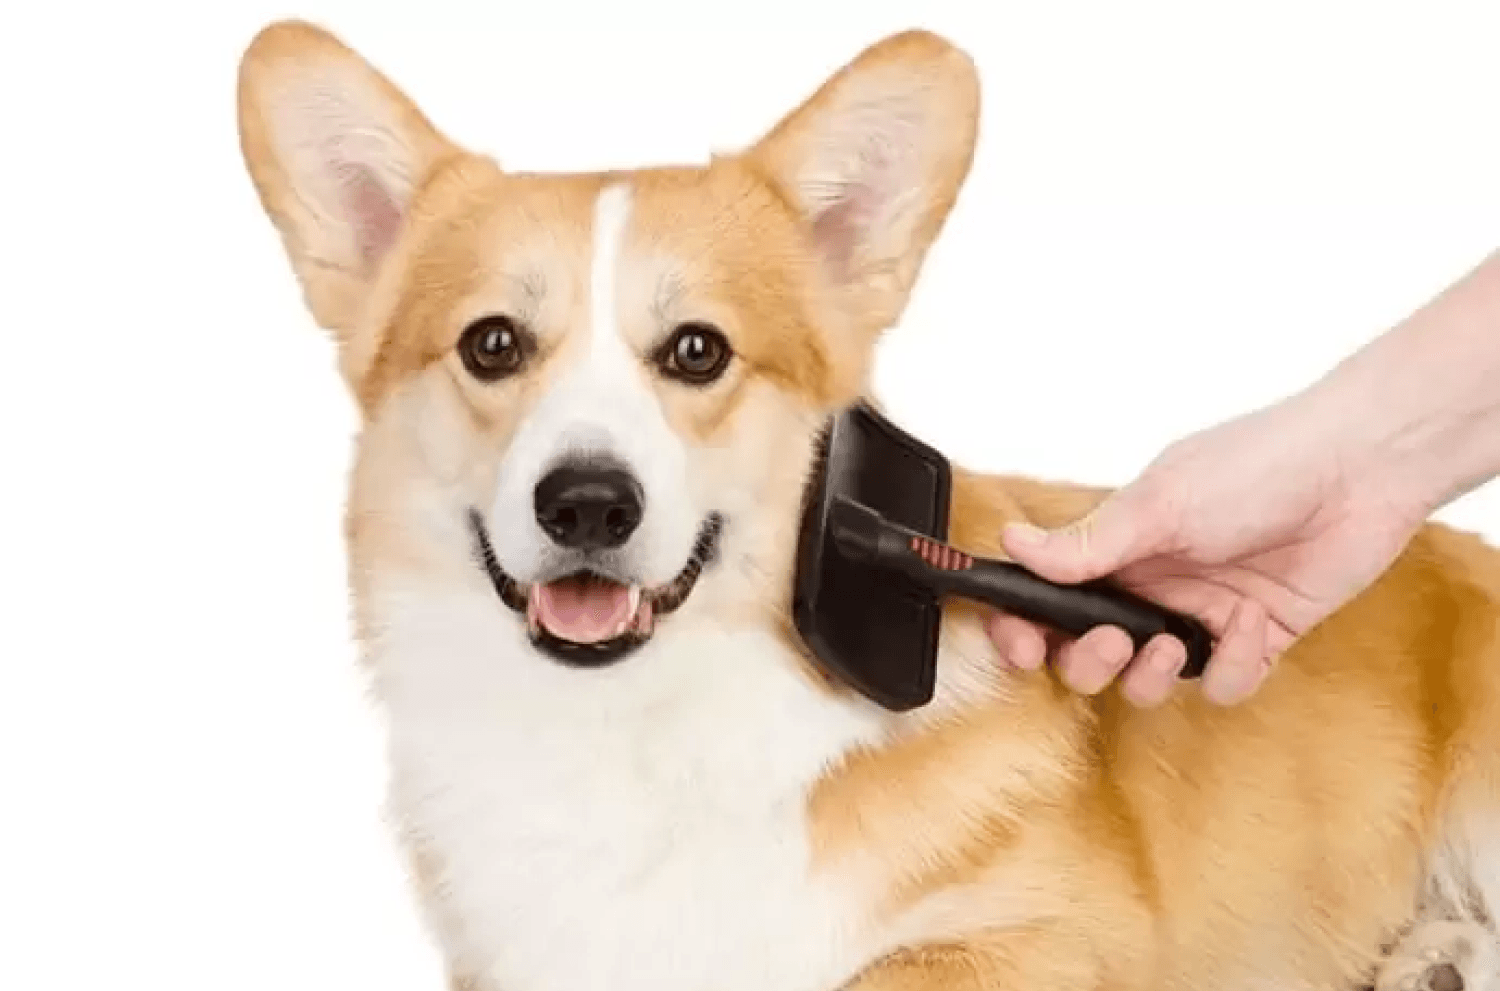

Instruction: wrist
[1292,368,1453,523]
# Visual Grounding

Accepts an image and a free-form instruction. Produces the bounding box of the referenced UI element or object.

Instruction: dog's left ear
[747,30,980,337]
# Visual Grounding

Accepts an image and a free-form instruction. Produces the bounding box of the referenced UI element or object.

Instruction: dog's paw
[1375,919,1499,991]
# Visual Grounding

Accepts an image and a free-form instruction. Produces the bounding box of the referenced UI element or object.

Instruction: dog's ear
[237,21,459,342]
[746,30,980,339]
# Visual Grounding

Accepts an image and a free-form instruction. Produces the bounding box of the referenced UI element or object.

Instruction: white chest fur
[372,583,887,991]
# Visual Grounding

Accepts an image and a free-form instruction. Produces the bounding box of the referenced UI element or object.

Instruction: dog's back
[817,472,1500,991]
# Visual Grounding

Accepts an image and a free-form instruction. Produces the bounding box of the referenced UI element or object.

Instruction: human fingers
[985,613,1049,671]
[1200,597,1272,706]
[1118,634,1188,707]
[1001,487,1164,587]
[1054,624,1135,695]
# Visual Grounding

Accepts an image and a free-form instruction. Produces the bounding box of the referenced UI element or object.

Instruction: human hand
[989,393,1431,706]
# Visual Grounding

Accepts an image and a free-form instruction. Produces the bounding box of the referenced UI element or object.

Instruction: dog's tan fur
[238,19,1500,991]
[822,472,1500,989]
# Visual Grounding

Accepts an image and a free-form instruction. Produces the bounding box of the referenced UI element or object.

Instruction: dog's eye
[458,316,529,381]
[657,323,732,385]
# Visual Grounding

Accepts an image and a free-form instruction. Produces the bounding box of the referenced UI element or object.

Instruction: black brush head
[792,401,951,711]
[827,495,886,564]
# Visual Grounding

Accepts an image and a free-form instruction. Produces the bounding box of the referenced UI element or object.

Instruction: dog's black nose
[533,461,644,551]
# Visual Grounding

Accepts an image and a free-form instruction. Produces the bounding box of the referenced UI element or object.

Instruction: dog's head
[237,22,978,671]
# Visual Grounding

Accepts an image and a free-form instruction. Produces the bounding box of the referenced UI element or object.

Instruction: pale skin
[989,249,1500,707]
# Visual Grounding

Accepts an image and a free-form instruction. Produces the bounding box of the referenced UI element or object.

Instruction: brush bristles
[911,536,973,571]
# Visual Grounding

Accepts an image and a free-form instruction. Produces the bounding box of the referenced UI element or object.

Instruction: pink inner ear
[806,127,909,284]
[335,160,403,274]
[811,190,871,283]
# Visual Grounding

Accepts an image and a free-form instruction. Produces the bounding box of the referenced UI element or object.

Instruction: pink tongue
[533,577,633,644]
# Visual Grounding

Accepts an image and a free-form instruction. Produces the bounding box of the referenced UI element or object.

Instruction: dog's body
[237,22,1500,991]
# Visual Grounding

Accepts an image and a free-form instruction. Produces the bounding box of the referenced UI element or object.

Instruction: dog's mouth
[468,510,724,667]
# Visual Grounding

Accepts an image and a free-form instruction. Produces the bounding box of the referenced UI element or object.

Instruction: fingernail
[1125,649,1174,707]
[1154,639,1186,676]
[1016,637,1046,671]
[1230,669,1262,704]
[1207,656,1259,706]
[1005,523,1047,548]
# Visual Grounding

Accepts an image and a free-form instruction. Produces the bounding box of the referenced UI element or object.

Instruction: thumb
[1001,488,1160,584]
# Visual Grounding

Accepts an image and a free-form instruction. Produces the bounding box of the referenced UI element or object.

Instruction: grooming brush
[792,401,1215,712]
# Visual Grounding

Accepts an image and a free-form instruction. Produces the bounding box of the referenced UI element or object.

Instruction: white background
[4,2,1500,989]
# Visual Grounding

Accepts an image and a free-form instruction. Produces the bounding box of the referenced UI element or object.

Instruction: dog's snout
[533,461,645,551]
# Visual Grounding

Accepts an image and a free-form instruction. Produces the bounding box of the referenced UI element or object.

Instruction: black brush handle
[829,496,1214,678]
[928,559,1213,678]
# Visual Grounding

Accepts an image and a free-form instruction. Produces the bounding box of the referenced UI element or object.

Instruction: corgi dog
[236,21,1500,991]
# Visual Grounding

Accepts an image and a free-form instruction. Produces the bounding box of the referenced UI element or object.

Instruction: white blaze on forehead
[589,184,632,361]
[486,181,700,586]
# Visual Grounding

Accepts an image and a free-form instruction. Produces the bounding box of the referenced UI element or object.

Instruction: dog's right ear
[237,21,459,342]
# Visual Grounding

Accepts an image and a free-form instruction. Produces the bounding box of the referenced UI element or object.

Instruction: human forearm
[1297,249,1500,517]
[991,251,1500,706]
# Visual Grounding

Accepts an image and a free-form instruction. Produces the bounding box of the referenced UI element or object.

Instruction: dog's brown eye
[658,323,732,385]
[458,316,528,381]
